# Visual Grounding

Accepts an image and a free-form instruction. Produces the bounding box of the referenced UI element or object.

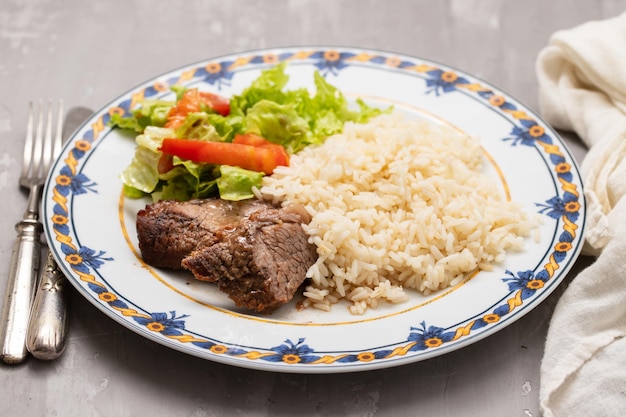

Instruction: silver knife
[26,106,92,360]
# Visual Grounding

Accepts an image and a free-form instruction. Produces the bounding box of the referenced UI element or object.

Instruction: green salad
[112,62,386,202]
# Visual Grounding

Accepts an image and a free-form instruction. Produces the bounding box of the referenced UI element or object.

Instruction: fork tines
[21,100,64,187]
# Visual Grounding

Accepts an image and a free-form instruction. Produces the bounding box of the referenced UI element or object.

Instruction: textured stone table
[0,1,621,415]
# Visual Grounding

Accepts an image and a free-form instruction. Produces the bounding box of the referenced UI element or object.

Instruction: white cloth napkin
[536,12,626,417]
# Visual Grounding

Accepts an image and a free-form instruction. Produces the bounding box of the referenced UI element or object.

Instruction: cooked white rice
[258,114,536,315]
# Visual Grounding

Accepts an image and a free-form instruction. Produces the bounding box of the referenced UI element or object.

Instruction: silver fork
[0,100,63,364]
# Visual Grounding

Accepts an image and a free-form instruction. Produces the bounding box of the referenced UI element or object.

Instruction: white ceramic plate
[43,47,586,373]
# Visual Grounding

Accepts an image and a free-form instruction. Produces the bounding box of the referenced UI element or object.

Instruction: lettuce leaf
[228,63,291,115]
[110,99,174,133]
[243,100,311,153]
[174,112,222,141]
[119,126,173,194]
[158,161,219,201]
[216,165,264,201]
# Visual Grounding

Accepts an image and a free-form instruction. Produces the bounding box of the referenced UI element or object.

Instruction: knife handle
[0,219,43,364]
[26,251,69,360]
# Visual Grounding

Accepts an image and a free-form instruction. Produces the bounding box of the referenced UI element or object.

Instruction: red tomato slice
[165,89,230,130]
[233,133,270,147]
[233,133,290,163]
[198,92,230,117]
[160,138,289,175]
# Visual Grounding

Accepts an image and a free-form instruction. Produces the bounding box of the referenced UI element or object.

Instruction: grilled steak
[136,198,317,313]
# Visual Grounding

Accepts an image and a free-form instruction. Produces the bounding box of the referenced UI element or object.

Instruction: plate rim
[42,45,587,373]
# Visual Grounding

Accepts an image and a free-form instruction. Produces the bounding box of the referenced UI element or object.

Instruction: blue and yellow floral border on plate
[44,47,585,372]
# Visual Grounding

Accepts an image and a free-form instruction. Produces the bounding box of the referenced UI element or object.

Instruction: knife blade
[25,106,92,360]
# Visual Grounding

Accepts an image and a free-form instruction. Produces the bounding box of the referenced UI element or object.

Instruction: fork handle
[27,251,69,360]
[0,219,43,364]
